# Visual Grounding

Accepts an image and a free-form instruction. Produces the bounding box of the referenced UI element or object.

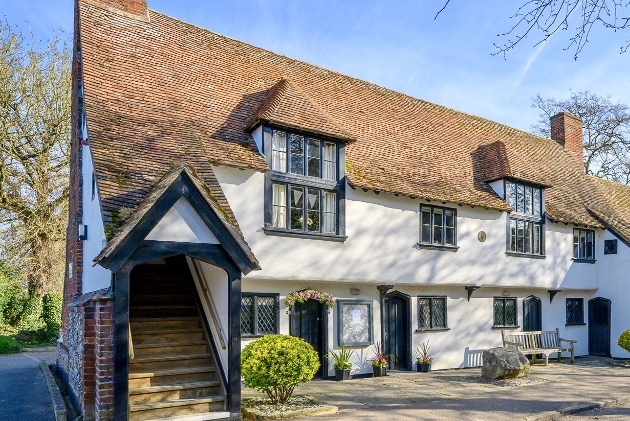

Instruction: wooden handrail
[191,259,227,350]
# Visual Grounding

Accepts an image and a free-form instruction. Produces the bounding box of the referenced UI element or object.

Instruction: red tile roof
[78,1,626,239]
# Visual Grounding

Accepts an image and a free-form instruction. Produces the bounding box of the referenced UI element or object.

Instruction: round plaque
[477,231,487,242]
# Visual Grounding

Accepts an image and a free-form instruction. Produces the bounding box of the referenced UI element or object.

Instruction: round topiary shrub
[618,329,630,354]
[241,334,320,404]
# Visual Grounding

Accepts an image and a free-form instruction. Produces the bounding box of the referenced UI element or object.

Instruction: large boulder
[481,346,530,379]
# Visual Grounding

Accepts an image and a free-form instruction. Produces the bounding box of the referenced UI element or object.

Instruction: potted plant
[370,341,388,377]
[415,340,433,373]
[328,346,354,381]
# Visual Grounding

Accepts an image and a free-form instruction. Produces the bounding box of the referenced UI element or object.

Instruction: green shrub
[241,334,320,403]
[42,292,62,338]
[3,291,25,327]
[15,293,43,331]
[0,336,23,354]
[619,329,630,354]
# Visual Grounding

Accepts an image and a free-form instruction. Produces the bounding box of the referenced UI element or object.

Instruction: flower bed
[242,395,338,420]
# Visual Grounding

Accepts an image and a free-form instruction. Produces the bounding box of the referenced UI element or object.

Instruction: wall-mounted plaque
[337,300,373,346]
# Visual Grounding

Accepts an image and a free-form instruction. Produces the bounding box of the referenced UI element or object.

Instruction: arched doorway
[588,297,611,356]
[383,291,411,370]
[523,296,542,331]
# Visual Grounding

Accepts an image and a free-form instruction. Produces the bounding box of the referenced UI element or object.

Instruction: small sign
[478,231,487,242]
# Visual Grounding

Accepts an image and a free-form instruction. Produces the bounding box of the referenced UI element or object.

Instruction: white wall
[596,230,630,358]
[146,197,219,243]
[81,146,112,293]
[213,165,599,290]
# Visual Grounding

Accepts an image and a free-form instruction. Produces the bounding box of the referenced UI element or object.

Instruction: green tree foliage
[0,336,22,354]
[241,334,320,404]
[531,91,630,183]
[42,292,62,337]
[619,329,630,354]
[0,19,71,295]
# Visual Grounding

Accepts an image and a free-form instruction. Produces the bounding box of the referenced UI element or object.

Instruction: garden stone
[481,346,530,379]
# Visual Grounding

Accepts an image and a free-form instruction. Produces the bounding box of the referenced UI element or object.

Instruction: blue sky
[4,0,630,133]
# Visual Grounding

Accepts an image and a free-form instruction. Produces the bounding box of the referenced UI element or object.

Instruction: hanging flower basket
[285,289,335,309]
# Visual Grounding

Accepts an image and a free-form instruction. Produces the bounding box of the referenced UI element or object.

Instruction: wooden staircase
[128,263,229,421]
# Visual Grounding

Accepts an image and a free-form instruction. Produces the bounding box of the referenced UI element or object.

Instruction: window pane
[271,130,287,172]
[445,227,455,245]
[272,183,287,228]
[433,208,443,244]
[573,230,579,258]
[307,189,320,232]
[494,299,505,326]
[586,231,594,259]
[517,184,525,213]
[418,298,430,329]
[533,224,540,254]
[507,182,516,209]
[505,299,516,326]
[432,298,446,328]
[307,138,321,177]
[510,219,517,252]
[525,186,533,214]
[533,188,541,216]
[323,192,336,233]
[323,142,337,180]
[290,186,304,230]
[524,221,531,254]
[241,295,254,334]
[517,220,525,253]
[256,296,277,334]
[445,210,455,228]
[289,134,304,175]
[580,230,587,258]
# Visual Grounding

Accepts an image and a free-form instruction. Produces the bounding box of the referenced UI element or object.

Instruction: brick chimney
[550,112,584,170]
[90,0,147,16]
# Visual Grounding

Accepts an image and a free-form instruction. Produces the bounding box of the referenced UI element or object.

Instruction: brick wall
[550,112,584,170]
[94,299,115,421]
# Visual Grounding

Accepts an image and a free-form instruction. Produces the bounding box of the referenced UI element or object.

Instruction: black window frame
[493,297,518,328]
[418,205,458,249]
[566,298,585,326]
[416,296,449,332]
[240,292,280,338]
[505,180,545,258]
[262,125,346,241]
[604,239,618,255]
[573,228,595,261]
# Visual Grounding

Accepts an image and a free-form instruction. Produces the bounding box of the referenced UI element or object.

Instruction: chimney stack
[550,112,584,170]
[91,0,147,17]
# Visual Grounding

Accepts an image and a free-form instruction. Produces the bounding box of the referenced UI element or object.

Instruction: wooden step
[132,341,208,358]
[132,330,204,345]
[129,366,216,388]
[130,354,214,372]
[129,380,222,404]
[131,295,195,307]
[131,305,198,318]
[130,396,225,421]
[130,317,200,332]
[139,412,231,421]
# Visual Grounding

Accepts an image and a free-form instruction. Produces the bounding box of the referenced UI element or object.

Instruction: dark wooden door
[589,297,611,356]
[523,296,542,332]
[383,293,410,370]
[290,300,326,377]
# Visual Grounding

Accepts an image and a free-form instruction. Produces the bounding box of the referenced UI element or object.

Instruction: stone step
[129,366,216,388]
[129,381,222,404]
[129,396,225,421]
[130,354,214,372]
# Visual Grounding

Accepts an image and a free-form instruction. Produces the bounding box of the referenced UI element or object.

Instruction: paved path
[564,403,630,420]
[0,349,56,421]
[244,356,630,421]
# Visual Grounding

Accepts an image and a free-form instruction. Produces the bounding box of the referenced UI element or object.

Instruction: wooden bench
[501,328,576,366]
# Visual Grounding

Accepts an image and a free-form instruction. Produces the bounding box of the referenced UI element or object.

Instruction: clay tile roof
[77,1,616,230]
[246,78,355,141]
[587,176,630,243]
[94,162,259,270]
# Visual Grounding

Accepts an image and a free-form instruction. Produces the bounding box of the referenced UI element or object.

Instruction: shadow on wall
[460,347,484,368]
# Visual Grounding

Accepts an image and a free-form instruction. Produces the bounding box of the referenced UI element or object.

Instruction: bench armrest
[558,337,576,344]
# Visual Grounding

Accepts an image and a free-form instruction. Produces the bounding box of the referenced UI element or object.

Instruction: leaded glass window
[494,297,517,327]
[271,129,337,181]
[417,296,447,330]
[241,293,279,337]
[272,184,337,234]
[419,205,456,246]
[566,298,584,325]
[573,229,595,260]
[271,130,287,172]
[506,180,544,256]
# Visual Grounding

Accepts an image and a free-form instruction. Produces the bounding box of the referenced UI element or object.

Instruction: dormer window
[264,127,346,241]
[506,180,544,257]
